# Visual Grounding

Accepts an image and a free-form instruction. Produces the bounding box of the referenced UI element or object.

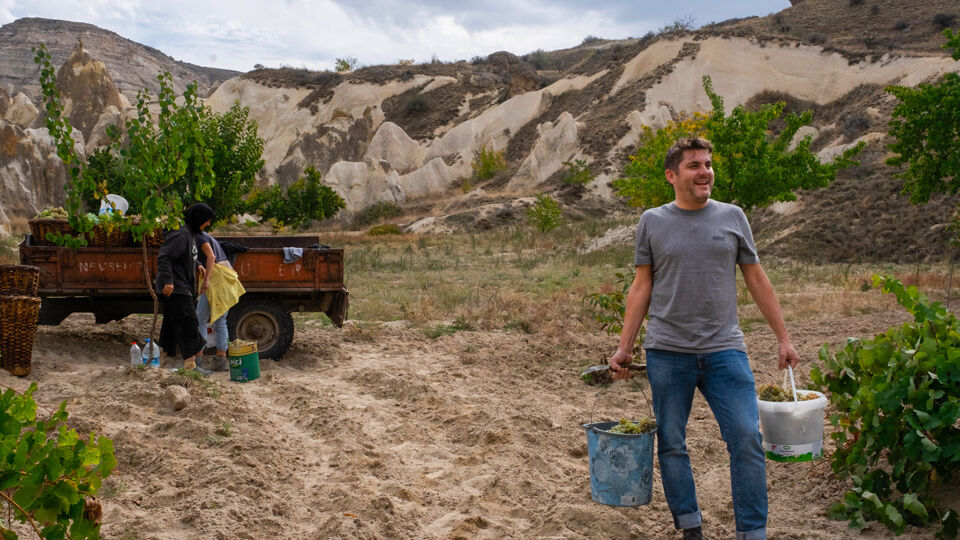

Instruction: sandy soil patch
[1,307,929,539]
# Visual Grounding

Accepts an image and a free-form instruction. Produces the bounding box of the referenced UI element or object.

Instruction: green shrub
[334,56,358,72]
[562,159,595,185]
[0,383,116,538]
[526,49,551,70]
[470,145,507,180]
[368,224,402,236]
[840,111,871,140]
[404,94,430,115]
[247,166,345,229]
[894,20,910,30]
[812,276,960,537]
[808,32,828,44]
[526,194,563,232]
[353,201,403,228]
[584,268,647,352]
[659,15,695,34]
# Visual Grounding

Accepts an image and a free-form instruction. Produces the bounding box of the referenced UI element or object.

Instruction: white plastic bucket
[98,194,129,215]
[757,389,827,462]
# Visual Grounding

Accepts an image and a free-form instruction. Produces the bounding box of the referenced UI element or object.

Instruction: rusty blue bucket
[582,421,656,507]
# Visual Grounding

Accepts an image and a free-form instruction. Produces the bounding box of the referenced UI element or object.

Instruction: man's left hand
[778,341,800,370]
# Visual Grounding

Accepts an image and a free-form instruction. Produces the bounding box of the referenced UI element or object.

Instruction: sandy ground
[1,306,945,539]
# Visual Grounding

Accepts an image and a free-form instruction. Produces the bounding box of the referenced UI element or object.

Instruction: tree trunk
[142,237,160,342]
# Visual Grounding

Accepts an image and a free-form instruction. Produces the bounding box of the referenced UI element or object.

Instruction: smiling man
[609,137,799,540]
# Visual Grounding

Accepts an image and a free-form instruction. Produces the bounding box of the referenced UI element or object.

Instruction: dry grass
[8,213,957,338]
[310,220,960,339]
[320,219,636,334]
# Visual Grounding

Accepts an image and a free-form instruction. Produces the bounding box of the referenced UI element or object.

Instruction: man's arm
[609,265,652,377]
[739,262,799,369]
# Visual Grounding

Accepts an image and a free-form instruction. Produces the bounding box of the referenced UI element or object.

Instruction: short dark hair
[664,137,713,172]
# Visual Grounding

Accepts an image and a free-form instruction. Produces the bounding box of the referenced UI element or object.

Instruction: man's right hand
[609,349,634,380]
[162,284,174,296]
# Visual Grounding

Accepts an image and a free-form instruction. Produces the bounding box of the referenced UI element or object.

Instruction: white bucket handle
[787,365,799,402]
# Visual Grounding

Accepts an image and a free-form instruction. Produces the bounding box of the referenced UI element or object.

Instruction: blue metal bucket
[582,421,656,507]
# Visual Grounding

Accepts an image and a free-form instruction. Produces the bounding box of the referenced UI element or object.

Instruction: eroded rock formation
[0,18,237,101]
[55,39,128,143]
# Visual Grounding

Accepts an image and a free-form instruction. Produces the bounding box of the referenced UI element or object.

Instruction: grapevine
[812,275,960,538]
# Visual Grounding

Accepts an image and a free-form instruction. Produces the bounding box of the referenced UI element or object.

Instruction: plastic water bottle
[141,339,160,367]
[129,342,141,366]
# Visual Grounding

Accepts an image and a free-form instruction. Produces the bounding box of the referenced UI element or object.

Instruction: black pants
[158,293,205,360]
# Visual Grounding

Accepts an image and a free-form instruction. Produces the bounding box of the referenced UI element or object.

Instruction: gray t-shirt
[195,231,228,264]
[634,200,759,354]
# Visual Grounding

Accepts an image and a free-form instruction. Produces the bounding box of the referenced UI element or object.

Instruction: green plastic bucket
[228,340,260,382]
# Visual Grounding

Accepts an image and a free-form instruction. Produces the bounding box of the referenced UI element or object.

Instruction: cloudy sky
[2,0,790,72]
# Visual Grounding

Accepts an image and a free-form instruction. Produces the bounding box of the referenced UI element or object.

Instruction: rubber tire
[227,294,294,359]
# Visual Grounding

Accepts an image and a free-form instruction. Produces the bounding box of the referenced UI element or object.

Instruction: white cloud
[5,0,790,72]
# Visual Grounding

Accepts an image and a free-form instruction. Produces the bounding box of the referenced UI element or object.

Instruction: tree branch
[0,490,43,538]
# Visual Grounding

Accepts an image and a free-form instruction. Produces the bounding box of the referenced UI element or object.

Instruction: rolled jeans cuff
[676,510,701,530]
[736,527,766,540]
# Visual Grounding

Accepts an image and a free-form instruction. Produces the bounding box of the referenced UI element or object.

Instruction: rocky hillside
[0,18,238,101]
[2,1,959,262]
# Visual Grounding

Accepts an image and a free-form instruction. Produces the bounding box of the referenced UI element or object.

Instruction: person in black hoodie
[156,203,216,374]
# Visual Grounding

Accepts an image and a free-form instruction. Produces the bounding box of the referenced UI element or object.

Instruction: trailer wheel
[227,295,294,359]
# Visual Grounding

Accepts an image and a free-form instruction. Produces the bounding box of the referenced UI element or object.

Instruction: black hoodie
[155,204,216,296]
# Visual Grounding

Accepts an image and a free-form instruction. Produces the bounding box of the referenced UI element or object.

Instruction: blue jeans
[645,348,767,540]
[196,293,229,352]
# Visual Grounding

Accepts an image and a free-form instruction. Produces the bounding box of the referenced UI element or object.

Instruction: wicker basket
[145,228,166,247]
[0,265,40,296]
[0,295,42,376]
[87,225,132,248]
[28,219,74,246]
[129,216,168,247]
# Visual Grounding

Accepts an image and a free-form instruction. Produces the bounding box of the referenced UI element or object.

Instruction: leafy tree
[614,76,864,211]
[35,43,216,342]
[0,383,116,539]
[79,148,129,212]
[175,101,265,222]
[32,44,91,246]
[525,193,563,232]
[813,276,960,538]
[885,28,960,204]
[248,166,345,229]
[614,112,709,206]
